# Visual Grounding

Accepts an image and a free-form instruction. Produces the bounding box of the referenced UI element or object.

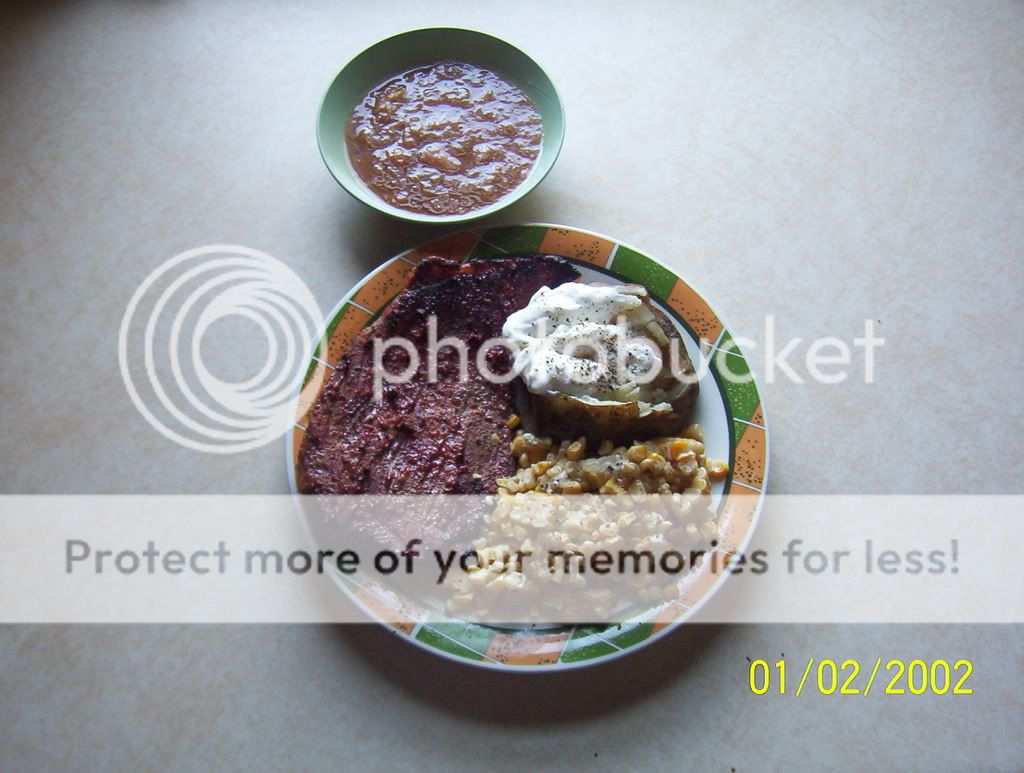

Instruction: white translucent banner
[0,496,1019,624]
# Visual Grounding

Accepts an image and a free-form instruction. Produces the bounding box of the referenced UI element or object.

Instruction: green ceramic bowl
[317,27,565,224]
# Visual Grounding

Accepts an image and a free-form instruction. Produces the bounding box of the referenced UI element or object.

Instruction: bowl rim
[315,26,566,225]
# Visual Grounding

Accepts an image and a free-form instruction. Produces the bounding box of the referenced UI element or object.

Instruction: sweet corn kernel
[495,430,720,507]
[683,424,704,441]
[627,444,647,463]
[558,480,583,495]
[640,457,666,475]
[566,439,586,462]
[531,460,555,476]
[669,439,688,460]
[527,444,549,463]
[707,459,730,480]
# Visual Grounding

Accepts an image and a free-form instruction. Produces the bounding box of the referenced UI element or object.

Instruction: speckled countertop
[1,1,1021,769]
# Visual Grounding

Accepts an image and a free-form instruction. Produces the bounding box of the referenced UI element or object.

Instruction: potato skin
[532,304,699,445]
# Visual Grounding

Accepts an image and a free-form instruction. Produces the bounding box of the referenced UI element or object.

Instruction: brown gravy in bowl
[345,61,543,216]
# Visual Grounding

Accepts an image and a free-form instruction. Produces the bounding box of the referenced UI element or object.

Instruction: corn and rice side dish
[444,423,730,617]
[499,421,728,496]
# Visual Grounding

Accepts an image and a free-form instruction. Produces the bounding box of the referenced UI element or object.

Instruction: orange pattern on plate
[538,227,615,266]
[404,230,480,264]
[749,403,765,426]
[715,483,762,554]
[292,426,305,469]
[352,259,415,312]
[295,361,332,426]
[326,305,372,366]
[649,602,690,634]
[667,278,724,345]
[677,554,728,609]
[354,589,419,635]
[733,424,767,489]
[485,631,570,665]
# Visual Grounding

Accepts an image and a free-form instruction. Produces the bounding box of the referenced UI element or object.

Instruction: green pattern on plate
[301,357,322,389]
[425,622,499,657]
[415,626,486,661]
[559,627,619,663]
[323,302,352,342]
[470,225,547,257]
[596,622,655,649]
[732,417,748,447]
[713,333,760,425]
[609,245,677,300]
[302,301,356,387]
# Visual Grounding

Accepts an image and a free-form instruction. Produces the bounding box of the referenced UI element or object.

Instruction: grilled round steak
[297,254,579,545]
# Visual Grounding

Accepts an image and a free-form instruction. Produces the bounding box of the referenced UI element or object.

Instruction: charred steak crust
[297,254,580,503]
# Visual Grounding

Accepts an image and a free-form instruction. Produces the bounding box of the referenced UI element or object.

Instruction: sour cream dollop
[502,282,667,403]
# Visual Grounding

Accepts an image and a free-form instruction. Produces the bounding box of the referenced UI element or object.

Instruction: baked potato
[503,282,699,445]
[532,303,698,444]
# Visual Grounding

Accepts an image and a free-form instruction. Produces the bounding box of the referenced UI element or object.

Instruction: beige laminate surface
[2,1,1022,770]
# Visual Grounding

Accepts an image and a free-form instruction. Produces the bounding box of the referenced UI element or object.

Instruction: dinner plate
[287,223,768,670]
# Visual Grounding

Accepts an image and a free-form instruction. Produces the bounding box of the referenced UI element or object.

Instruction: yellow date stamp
[748,658,974,696]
